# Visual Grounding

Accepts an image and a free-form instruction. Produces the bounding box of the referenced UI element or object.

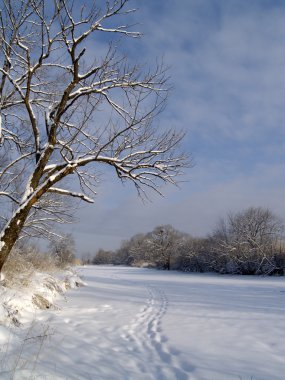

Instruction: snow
[49,174,57,182]
[21,185,33,203]
[0,269,83,378]
[1,266,285,379]
[43,164,57,171]
[49,187,95,203]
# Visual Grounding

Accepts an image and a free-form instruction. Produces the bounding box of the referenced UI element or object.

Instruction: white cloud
[66,1,285,253]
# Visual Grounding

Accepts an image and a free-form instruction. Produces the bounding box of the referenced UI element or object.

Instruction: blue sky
[71,0,285,254]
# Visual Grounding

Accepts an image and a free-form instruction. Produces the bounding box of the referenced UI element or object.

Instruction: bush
[2,245,58,288]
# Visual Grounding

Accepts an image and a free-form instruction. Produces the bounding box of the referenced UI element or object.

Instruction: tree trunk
[0,205,32,272]
[166,254,171,270]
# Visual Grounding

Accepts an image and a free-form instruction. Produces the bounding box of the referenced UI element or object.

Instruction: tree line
[88,207,285,275]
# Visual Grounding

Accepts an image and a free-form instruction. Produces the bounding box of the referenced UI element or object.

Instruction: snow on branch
[48,187,95,204]
[0,0,190,270]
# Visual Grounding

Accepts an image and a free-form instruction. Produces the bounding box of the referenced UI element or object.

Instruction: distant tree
[146,225,185,270]
[176,236,209,272]
[82,252,92,265]
[92,249,115,265]
[109,209,285,275]
[113,240,133,266]
[0,0,189,272]
[212,207,285,274]
[49,233,76,267]
[127,233,150,265]
[112,234,148,266]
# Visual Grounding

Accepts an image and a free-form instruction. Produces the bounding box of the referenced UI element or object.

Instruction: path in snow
[25,266,192,380]
[120,284,188,380]
[11,265,285,380]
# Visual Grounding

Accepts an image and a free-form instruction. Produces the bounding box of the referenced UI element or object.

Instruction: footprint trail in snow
[121,284,190,380]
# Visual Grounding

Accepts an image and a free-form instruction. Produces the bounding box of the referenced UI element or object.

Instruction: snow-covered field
[2,265,285,380]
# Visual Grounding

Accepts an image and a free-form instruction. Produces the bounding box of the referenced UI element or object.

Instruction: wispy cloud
[72,0,285,253]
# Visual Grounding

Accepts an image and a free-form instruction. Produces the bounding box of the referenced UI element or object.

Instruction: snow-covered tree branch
[0,0,189,271]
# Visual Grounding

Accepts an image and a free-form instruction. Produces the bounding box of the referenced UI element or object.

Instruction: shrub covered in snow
[2,246,57,289]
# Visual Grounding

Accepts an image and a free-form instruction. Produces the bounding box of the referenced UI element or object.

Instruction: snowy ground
[1,265,285,380]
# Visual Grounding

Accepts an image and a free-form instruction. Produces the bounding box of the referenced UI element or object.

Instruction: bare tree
[212,207,285,274]
[92,248,115,265]
[145,225,185,270]
[176,236,210,272]
[0,0,189,271]
[49,233,76,267]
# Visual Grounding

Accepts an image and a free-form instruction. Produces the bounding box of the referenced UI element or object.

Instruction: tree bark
[0,206,32,272]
